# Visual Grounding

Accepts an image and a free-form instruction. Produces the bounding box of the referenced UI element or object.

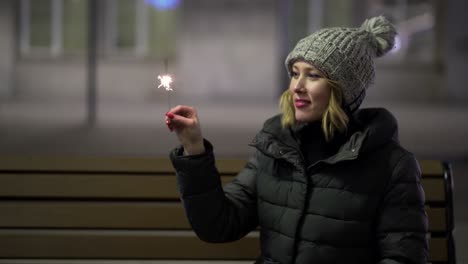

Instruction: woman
[165,16,428,264]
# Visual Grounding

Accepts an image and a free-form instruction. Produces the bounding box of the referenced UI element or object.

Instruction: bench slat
[0,174,233,199]
[421,178,446,202]
[0,157,175,173]
[0,173,178,199]
[0,157,442,177]
[0,157,246,174]
[0,201,189,229]
[1,173,447,203]
[0,201,448,232]
[0,173,180,199]
[0,230,259,259]
[0,261,253,264]
[418,160,445,177]
[428,237,448,262]
[0,230,445,262]
[0,261,438,264]
[426,207,447,232]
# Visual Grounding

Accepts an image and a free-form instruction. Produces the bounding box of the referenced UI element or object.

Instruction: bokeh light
[145,0,181,10]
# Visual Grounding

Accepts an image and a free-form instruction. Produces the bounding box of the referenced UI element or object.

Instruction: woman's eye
[291,71,299,78]
[308,73,321,78]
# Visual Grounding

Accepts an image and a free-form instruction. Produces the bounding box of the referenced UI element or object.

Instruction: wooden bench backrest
[418,160,456,264]
[0,157,456,263]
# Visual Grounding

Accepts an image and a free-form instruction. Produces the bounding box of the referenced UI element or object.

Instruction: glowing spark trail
[158,75,173,91]
[158,59,173,110]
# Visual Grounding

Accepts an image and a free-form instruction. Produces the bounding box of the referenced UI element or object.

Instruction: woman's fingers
[168,105,196,118]
[165,105,200,133]
[164,105,204,152]
[165,117,174,132]
[166,105,198,128]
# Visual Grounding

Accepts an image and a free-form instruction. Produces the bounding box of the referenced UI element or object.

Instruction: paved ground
[1,99,467,262]
[2,100,468,158]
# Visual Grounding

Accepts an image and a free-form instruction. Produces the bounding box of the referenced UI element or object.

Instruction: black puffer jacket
[170,108,428,264]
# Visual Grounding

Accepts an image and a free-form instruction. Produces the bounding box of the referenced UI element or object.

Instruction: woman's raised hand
[165,105,205,155]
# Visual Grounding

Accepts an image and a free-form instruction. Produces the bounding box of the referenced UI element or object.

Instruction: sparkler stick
[157,59,173,110]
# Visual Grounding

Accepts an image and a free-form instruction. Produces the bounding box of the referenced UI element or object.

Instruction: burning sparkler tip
[157,74,173,92]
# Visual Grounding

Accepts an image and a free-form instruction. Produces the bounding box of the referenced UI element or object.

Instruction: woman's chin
[295,113,319,123]
[295,116,310,123]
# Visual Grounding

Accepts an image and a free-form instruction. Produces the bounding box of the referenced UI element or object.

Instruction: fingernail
[166,112,174,119]
[166,122,174,132]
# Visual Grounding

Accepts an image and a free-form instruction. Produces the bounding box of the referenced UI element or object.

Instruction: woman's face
[289,61,331,123]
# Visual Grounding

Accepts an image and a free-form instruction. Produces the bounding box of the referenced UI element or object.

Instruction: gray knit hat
[285,16,397,113]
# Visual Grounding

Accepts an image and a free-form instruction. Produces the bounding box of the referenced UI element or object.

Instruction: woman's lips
[295,99,311,108]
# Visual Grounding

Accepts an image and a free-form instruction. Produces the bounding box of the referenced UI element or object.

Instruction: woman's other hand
[166,105,205,155]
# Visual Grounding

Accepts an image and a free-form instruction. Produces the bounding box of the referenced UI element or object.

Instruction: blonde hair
[279,79,349,141]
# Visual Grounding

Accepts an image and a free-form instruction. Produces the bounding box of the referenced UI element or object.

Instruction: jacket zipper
[291,158,310,264]
[253,131,359,263]
[253,132,314,263]
[261,133,308,264]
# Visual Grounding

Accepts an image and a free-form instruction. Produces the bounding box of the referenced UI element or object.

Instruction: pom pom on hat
[360,15,397,57]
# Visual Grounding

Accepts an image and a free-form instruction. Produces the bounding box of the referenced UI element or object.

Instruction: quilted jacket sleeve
[170,139,259,243]
[376,152,429,264]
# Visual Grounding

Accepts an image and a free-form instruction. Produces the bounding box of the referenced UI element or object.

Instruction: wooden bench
[0,157,456,263]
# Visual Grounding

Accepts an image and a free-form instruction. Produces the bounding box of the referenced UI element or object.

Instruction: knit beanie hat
[285,16,397,113]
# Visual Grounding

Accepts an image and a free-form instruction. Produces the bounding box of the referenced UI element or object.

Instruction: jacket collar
[249,108,398,169]
[249,115,302,169]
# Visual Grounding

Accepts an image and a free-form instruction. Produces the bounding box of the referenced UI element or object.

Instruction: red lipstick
[295,99,310,108]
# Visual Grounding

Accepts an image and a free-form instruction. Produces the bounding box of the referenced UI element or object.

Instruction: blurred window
[19,0,88,57]
[29,0,52,49]
[112,0,137,52]
[19,0,179,59]
[104,0,178,58]
[63,0,88,55]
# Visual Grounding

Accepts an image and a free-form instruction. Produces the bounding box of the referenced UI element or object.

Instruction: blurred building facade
[1,0,467,106]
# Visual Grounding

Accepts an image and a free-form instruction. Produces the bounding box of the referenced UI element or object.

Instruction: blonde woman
[165,16,428,264]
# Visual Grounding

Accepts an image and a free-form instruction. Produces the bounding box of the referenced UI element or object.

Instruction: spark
[157,75,173,91]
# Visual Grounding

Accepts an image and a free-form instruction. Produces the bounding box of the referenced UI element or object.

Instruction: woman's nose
[293,77,305,93]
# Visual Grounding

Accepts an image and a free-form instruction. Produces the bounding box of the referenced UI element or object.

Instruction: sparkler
[157,59,173,110]
[157,75,173,91]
